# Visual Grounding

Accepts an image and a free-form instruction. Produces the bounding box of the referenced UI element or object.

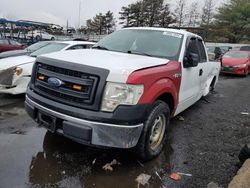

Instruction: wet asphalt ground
[0,75,249,188]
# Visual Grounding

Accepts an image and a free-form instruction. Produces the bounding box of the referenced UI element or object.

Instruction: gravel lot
[0,75,249,188]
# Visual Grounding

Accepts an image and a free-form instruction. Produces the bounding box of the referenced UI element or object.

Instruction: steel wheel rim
[149,114,166,151]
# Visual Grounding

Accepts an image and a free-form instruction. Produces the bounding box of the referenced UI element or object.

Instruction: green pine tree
[215,0,250,42]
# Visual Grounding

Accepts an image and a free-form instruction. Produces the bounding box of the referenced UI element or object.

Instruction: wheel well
[156,93,175,113]
[210,76,216,88]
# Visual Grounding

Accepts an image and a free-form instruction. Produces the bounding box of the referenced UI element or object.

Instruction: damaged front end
[0,67,30,94]
[0,68,15,86]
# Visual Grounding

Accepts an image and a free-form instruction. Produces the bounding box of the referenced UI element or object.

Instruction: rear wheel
[36,35,41,41]
[135,101,170,161]
[209,77,216,92]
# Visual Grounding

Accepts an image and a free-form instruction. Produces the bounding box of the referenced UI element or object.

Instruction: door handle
[199,69,203,76]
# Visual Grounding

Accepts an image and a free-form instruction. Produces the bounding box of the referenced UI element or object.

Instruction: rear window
[30,43,67,57]
[27,41,50,52]
[197,39,207,62]
[9,40,21,45]
[0,39,9,45]
[240,46,250,51]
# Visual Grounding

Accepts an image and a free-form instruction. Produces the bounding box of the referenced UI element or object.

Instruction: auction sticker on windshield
[163,31,182,38]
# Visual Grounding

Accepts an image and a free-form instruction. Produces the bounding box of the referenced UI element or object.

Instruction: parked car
[25,27,221,161]
[0,41,50,59]
[221,50,250,76]
[207,45,232,61]
[27,30,56,41]
[240,46,250,51]
[0,41,95,94]
[0,38,27,53]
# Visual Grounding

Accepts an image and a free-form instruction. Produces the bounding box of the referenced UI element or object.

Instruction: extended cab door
[196,38,211,98]
[175,36,203,115]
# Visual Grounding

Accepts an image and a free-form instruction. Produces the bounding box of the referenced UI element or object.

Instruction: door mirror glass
[184,53,199,68]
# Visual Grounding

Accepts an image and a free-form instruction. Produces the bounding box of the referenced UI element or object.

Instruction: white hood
[41,49,169,82]
[0,55,35,70]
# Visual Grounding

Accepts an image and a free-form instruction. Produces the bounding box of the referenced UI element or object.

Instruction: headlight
[14,67,23,76]
[234,63,247,68]
[101,82,144,112]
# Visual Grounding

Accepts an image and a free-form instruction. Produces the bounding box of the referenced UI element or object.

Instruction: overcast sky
[0,0,225,28]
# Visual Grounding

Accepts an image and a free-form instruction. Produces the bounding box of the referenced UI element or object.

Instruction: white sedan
[27,30,56,41]
[0,41,95,94]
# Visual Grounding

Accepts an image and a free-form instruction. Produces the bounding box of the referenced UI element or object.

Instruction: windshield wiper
[92,45,110,51]
[127,50,153,57]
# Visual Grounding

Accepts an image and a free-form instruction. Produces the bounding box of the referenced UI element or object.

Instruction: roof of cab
[123,27,201,38]
[52,41,96,45]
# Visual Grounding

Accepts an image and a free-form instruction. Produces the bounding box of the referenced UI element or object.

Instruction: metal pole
[78,0,81,30]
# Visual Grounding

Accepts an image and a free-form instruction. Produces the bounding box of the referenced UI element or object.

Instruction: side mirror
[184,53,199,68]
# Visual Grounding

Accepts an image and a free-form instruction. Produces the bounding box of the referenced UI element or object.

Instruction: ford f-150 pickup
[25,27,221,161]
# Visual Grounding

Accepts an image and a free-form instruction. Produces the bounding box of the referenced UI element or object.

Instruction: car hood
[222,58,248,66]
[40,49,170,83]
[0,49,28,59]
[0,55,35,70]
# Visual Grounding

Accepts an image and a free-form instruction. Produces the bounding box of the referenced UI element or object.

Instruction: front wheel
[135,101,170,161]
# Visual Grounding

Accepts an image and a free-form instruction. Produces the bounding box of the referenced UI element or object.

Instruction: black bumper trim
[25,97,144,148]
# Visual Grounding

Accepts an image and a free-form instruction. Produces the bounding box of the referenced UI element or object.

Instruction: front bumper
[221,67,247,75]
[0,77,30,94]
[25,96,144,149]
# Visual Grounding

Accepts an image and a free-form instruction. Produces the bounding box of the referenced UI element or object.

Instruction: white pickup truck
[25,27,221,161]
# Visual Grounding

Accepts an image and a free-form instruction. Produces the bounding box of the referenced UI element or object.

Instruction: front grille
[33,62,99,108]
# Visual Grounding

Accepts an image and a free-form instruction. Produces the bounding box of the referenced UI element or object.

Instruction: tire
[36,35,41,41]
[135,101,170,161]
[51,37,55,41]
[209,77,216,92]
[239,144,250,163]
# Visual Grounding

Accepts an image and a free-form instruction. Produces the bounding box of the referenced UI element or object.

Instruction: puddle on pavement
[213,93,225,98]
[0,127,173,188]
[0,99,26,120]
[0,94,25,107]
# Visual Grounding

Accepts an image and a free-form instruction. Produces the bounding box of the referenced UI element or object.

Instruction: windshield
[93,29,183,60]
[26,42,50,52]
[223,51,249,59]
[30,43,67,57]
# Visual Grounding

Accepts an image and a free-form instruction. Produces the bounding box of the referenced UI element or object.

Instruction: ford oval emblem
[48,78,63,87]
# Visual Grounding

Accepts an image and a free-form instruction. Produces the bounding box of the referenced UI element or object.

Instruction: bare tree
[201,0,215,26]
[174,0,186,27]
[187,1,200,27]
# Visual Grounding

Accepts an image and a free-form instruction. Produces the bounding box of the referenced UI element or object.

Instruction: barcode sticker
[163,32,182,38]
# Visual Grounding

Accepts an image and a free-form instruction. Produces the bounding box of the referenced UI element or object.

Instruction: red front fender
[126,61,181,112]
